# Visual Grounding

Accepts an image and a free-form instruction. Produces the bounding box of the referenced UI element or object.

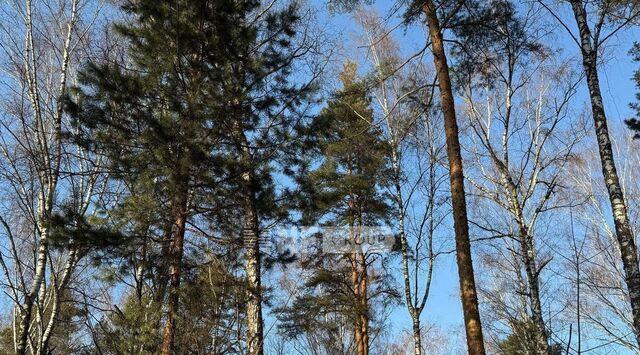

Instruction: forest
[0,0,639,354]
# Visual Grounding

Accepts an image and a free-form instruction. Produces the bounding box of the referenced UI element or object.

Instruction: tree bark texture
[161,191,189,355]
[422,1,486,353]
[568,0,640,347]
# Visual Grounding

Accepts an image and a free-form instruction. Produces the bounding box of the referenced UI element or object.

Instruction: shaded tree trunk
[568,0,640,347]
[349,204,369,355]
[422,1,486,353]
[161,190,189,355]
[519,225,549,354]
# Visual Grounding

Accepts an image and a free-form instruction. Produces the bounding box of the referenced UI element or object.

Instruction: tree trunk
[17,225,49,355]
[413,318,422,355]
[568,0,640,347]
[39,248,78,355]
[244,194,263,355]
[349,217,369,355]
[161,191,189,355]
[358,252,369,355]
[422,1,486,353]
[519,226,549,354]
[351,251,365,355]
[494,159,550,353]
[232,121,264,355]
[395,154,423,355]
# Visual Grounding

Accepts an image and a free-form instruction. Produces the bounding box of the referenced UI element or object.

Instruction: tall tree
[0,0,107,353]
[293,62,394,355]
[216,1,321,353]
[455,4,580,352]
[420,1,486,352]
[464,51,583,353]
[71,0,232,352]
[355,9,445,354]
[74,1,319,354]
[538,0,640,345]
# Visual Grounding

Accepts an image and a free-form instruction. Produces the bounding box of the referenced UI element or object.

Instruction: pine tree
[290,63,396,355]
[626,42,640,135]
[71,1,317,353]
[70,0,233,352]
[420,2,486,352]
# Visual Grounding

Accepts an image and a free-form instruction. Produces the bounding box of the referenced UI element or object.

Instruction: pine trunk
[349,221,369,355]
[359,252,369,355]
[568,0,640,347]
[161,191,189,355]
[422,1,486,353]
[351,252,365,355]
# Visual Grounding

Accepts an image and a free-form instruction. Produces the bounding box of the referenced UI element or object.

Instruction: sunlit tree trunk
[14,0,79,352]
[422,1,486,353]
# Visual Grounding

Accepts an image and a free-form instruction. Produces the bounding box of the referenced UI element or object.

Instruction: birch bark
[568,0,640,346]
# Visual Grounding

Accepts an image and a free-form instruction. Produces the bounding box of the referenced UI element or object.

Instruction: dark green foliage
[92,262,245,354]
[68,0,236,256]
[277,63,400,351]
[297,62,391,226]
[67,0,318,349]
[48,205,127,254]
[92,293,163,354]
[496,320,563,355]
[450,0,544,87]
[626,42,640,136]
[68,0,316,266]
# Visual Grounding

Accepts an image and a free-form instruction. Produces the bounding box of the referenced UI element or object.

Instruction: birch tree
[564,127,640,352]
[355,9,447,355]
[464,53,584,353]
[0,0,107,353]
[537,0,640,345]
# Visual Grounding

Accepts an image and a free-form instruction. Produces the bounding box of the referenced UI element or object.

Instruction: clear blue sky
[285,0,640,351]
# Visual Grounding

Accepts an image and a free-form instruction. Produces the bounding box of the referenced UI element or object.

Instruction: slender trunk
[16,1,78,351]
[39,248,78,355]
[399,207,423,355]
[396,169,423,355]
[413,318,422,355]
[17,227,49,355]
[422,1,486,353]
[351,254,364,355]
[358,252,369,355]
[568,0,640,346]
[161,191,189,355]
[232,118,264,355]
[244,192,263,355]
[519,226,549,354]
[497,163,550,353]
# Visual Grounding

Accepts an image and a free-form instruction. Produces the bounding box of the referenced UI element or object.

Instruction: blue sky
[0,0,638,351]
[292,0,640,351]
